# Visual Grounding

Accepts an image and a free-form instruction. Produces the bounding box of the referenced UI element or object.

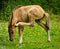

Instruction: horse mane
[8,5,22,28]
[13,5,22,11]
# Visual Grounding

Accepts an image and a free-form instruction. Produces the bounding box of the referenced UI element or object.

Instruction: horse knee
[30,22,34,27]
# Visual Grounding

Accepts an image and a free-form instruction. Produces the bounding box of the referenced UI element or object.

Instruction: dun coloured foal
[8,5,51,44]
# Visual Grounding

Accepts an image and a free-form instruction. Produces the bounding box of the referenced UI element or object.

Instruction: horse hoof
[19,42,23,45]
[48,39,51,42]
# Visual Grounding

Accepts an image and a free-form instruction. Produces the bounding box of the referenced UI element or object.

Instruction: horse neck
[9,14,14,28]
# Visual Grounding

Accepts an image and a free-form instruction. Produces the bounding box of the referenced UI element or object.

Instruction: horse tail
[44,13,50,29]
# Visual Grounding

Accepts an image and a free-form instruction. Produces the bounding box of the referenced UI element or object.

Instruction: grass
[0,14,60,49]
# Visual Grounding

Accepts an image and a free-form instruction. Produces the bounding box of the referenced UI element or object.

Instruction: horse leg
[15,14,35,27]
[36,20,51,42]
[18,26,24,44]
[15,13,35,27]
[15,22,31,26]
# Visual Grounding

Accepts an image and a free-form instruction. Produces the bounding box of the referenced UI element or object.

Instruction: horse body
[8,5,51,44]
[12,5,45,23]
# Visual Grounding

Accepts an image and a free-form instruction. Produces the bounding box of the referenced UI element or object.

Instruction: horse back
[12,5,45,23]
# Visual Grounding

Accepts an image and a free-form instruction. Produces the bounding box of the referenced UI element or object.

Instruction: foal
[8,5,51,44]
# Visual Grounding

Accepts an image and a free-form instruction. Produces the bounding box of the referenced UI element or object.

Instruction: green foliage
[0,0,60,20]
[0,14,60,49]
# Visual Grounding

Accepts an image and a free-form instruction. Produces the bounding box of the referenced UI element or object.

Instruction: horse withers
[8,5,51,44]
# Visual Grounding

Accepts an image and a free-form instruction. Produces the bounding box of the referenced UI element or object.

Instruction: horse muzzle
[9,39,13,41]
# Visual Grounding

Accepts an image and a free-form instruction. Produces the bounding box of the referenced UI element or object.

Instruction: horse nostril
[9,39,13,41]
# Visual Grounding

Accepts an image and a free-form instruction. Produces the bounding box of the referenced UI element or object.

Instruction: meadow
[0,14,60,49]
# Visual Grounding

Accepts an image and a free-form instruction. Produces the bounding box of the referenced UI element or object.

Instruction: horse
[8,5,51,44]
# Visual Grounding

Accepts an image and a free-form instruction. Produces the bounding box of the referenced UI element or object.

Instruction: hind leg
[18,26,24,44]
[36,20,51,42]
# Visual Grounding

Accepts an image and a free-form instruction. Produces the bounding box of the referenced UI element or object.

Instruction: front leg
[15,20,34,27]
[15,12,35,27]
[15,22,31,26]
[18,26,24,44]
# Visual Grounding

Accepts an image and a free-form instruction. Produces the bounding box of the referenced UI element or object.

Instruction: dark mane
[8,5,22,28]
[13,5,22,11]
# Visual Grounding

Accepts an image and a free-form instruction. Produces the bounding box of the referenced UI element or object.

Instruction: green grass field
[0,14,60,49]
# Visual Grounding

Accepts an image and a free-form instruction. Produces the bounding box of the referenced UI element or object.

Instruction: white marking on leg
[15,23,19,26]
[47,30,51,42]
[15,22,31,26]
[19,35,23,44]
